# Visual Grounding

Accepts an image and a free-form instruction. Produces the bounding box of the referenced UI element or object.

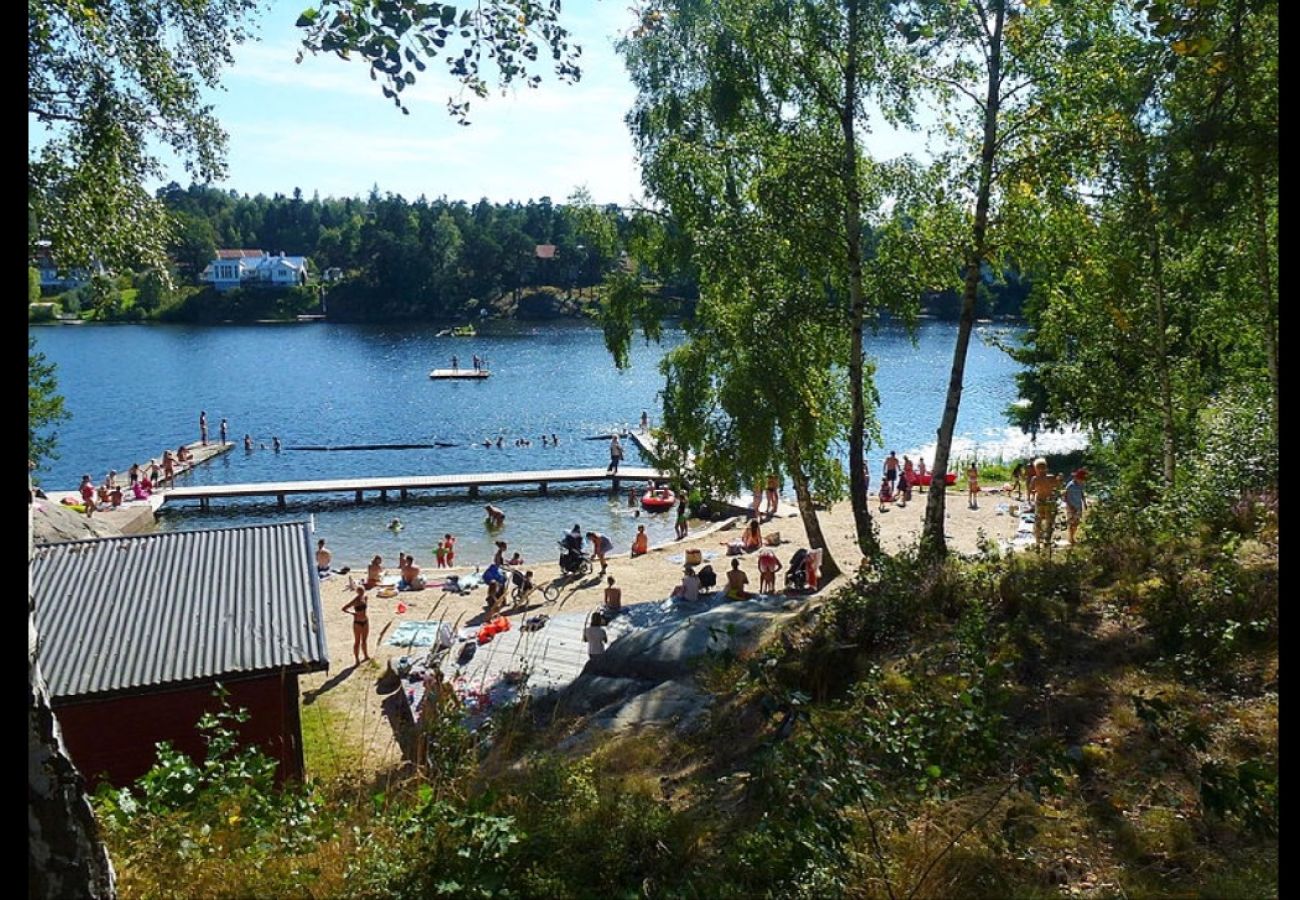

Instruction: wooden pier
[162,466,662,510]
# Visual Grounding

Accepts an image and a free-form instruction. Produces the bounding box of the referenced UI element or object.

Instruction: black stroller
[785,548,809,591]
[558,541,593,577]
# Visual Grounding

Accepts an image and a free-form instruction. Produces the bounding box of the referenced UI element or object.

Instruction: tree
[29,338,69,474]
[295,0,582,120]
[903,0,1086,555]
[30,266,42,303]
[609,0,944,561]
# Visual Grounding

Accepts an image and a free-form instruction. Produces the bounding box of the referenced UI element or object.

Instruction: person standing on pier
[451,354,459,370]
[219,418,228,444]
[640,410,649,431]
[199,410,208,446]
[607,435,624,474]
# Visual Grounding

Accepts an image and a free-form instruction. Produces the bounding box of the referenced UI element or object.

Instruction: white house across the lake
[201,249,309,291]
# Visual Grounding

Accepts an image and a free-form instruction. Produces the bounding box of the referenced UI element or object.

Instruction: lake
[30,319,1076,567]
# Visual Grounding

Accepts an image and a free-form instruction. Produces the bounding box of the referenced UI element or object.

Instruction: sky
[152,0,649,206]
[33,0,935,207]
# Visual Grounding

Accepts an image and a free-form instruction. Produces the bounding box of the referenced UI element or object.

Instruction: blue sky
[154,0,648,205]
[33,1,934,206]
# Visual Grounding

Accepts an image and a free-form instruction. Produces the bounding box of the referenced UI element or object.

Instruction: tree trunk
[839,0,879,559]
[28,482,117,898]
[1249,164,1278,445]
[1148,224,1177,489]
[922,3,1005,557]
[784,438,842,580]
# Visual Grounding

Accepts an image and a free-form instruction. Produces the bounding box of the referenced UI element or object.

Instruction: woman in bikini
[741,518,763,552]
[342,586,371,665]
[366,555,384,588]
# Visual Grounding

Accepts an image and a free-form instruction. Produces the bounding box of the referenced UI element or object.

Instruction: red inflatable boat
[641,488,676,512]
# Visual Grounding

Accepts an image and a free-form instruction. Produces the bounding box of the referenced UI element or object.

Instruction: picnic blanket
[666,550,717,565]
[385,620,454,649]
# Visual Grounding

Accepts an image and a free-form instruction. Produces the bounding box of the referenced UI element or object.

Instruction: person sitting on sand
[757,548,782,594]
[400,553,426,591]
[366,555,384,588]
[878,478,893,511]
[603,576,622,617]
[316,539,332,577]
[483,562,508,612]
[485,504,506,528]
[1027,457,1063,549]
[742,518,763,552]
[725,558,753,601]
[671,565,701,602]
[631,525,649,557]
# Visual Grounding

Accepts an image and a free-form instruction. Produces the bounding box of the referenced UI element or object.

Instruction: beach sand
[297,487,1027,776]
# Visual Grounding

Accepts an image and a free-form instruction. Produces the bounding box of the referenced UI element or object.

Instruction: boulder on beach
[30,500,123,544]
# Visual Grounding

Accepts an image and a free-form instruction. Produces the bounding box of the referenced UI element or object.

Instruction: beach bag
[697,564,717,589]
[685,548,703,566]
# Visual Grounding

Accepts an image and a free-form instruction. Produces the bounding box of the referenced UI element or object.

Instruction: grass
[299,698,349,782]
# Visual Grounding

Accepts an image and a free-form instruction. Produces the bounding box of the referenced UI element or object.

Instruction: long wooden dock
[163,466,662,509]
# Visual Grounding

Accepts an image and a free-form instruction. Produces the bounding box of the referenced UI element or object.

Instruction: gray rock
[585,596,794,682]
[544,673,657,717]
[30,502,122,544]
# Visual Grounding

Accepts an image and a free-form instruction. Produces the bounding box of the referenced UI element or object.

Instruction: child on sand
[757,548,782,594]
[878,478,893,511]
[1064,469,1088,546]
[1028,458,1064,549]
[443,534,456,566]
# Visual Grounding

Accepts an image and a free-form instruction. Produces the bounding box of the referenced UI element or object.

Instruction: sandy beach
[298,486,1028,775]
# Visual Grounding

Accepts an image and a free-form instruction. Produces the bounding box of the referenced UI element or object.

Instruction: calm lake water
[31,319,1074,567]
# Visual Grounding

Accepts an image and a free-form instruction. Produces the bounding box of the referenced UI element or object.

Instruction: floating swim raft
[429,369,491,379]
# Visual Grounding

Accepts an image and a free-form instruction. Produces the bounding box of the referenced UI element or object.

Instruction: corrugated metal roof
[31,523,329,700]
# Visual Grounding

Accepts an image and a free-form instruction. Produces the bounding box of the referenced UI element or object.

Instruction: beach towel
[385,621,453,648]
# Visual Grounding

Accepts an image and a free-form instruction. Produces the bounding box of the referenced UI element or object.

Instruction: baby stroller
[557,541,593,577]
[696,564,718,594]
[785,548,809,591]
